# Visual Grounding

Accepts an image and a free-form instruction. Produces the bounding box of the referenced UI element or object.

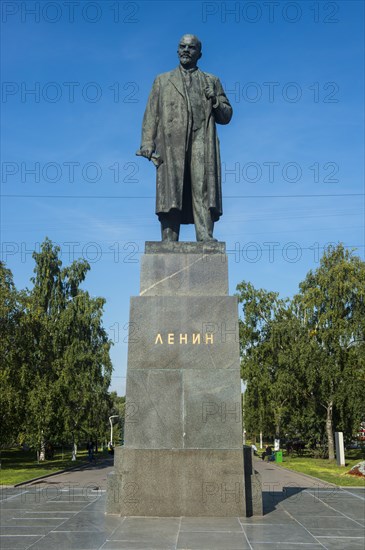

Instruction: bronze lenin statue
[137,34,232,242]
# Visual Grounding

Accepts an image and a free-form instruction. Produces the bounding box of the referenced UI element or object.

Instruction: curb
[13,458,113,487]
[13,461,91,487]
[266,459,365,489]
[271,461,338,488]
[254,457,365,489]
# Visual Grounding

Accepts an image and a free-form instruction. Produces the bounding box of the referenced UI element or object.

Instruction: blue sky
[1,0,364,395]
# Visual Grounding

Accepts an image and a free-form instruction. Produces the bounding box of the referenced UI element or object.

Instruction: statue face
[178,35,201,68]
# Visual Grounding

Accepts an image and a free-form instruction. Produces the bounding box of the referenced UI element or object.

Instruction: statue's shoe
[199,237,218,242]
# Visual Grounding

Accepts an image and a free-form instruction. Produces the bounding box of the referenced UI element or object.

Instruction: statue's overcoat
[141,67,232,224]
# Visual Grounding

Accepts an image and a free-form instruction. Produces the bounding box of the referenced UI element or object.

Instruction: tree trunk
[326,401,335,460]
[72,441,77,461]
[39,436,45,461]
[275,421,280,438]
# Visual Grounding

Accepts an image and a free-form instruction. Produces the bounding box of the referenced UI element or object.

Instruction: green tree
[296,244,365,459]
[237,282,304,440]
[19,238,113,458]
[0,263,25,446]
[237,245,365,459]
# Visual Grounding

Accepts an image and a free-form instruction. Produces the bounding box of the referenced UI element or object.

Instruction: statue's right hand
[139,147,154,161]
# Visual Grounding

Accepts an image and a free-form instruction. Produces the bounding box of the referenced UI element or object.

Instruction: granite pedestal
[106,242,262,517]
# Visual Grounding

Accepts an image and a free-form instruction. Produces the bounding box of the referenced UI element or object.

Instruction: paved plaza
[1,458,364,549]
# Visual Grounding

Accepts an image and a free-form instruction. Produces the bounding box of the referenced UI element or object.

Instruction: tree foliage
[238,245,365,458]
[0,238,114,454]
[296,244,365,458]
[237,283,305,440]
[0,263,26,445]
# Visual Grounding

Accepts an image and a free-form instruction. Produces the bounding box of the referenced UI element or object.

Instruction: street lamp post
[109,415,119,446]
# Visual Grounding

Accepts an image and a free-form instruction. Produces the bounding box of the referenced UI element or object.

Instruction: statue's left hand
[204,84,215,101]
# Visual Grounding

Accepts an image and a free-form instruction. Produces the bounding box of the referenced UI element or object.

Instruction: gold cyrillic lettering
[155,333,163,344]
[192,333,201,344]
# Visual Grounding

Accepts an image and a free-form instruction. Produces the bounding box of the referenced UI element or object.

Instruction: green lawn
[0,447,92,485]
[276,449,365,487]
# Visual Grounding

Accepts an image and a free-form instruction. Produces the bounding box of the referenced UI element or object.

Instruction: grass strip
[276,454,365,487]
[0,447,93,485]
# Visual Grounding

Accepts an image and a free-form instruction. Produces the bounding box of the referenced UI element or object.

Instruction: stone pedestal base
[106,242,262,517]
[107,447,254,517]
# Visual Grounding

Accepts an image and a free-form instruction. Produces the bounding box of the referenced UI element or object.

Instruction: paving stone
[0,481,364,550]
[15,511,75,519]
[180,516,242,531]
[26,531,107,549]
[177,530,251,549]
[101,542,175,550]
[323,500,365,519]
[315,537,365,549]
[0,525,54,535]
[30,501,91,512]
[310,528,365,537]
[120,517,180,530]
[239,510,295,525]
[0,535,43,549]
[54,510,121,533]
[291,515,361,529]
[250,544,323,550]
[244,523,318,544]
[287,509,343,518]
[5,517,69,527]
[110,526,178,546]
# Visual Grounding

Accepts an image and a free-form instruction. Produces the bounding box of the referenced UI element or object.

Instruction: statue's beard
[179,55,196,68]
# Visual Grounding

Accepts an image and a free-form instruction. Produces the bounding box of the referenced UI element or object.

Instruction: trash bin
[275,450,283,463]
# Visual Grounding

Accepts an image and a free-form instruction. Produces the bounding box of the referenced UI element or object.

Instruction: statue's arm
[211,77,233,125]
[140,77,160,152]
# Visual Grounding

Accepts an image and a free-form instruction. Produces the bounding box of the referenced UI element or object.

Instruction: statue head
[177,34,202,69]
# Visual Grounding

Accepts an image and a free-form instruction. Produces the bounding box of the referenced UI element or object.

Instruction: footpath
[1,456,364,549]
[17,457,114,490]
